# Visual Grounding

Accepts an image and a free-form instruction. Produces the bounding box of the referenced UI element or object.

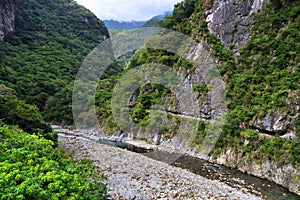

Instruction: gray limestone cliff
[191,0,299,194]
[125,0,300,194]
[205,0,299,138]
[0,0,16,42]
[206,0,266,51]
[211,148,300,195]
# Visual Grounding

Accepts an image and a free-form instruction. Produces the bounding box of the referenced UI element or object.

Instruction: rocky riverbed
[58,134,262,199]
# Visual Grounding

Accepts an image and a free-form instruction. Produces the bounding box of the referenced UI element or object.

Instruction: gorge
[0,0,299,199]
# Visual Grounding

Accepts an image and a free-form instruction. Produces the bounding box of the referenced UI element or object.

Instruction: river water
[58,132,299,200]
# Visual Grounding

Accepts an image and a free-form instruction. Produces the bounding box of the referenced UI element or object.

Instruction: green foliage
[212,124,300,166]
[190,120,208,152]
[0,85,54,141]
[129,83,171,126]
[240,130,259,140]
[223,0,300,128]
[128,48,195,72]
[294,116,300,139]
[94,72,172,129]
[121,0,300,167]
[192,83,208,93]
[157,0,199,34]
[44,83,74,125]
[0,0,109,123]
[0,125,107,199]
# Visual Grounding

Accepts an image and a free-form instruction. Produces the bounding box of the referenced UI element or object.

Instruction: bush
[0,87,54,141]
[240,130,259,140]
[0,125,107,199]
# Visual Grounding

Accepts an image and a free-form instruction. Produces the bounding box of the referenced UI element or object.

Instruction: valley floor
[58,134,262,200]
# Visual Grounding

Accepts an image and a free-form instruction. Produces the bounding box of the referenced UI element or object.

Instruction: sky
[75,0,182,21]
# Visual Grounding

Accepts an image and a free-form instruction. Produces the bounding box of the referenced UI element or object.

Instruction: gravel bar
[59,135,262,200]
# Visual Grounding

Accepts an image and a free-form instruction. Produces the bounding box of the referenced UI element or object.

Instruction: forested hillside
[97,0,300,160]
[94,0,300,193]
[0,0,109,198]
[0,0,110,125]
[104,20,146,30]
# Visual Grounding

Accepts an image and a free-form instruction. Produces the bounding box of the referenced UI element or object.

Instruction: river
[57,130,299,200]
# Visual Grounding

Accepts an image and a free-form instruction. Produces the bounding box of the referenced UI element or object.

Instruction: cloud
[75,0,182,21]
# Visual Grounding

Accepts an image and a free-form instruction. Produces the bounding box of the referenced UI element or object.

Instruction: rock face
[126,43,227,149]
[195,0,300,195]
[212,148,300,195]
[164,40,300,195]
[164,69,211,120]
[206,0,266,51]
[205,0,300,138]
[0,0,16,42]
[251,95,300,137]
[251,111,297,136]
[252,111,287,134]
[97,0,300,195]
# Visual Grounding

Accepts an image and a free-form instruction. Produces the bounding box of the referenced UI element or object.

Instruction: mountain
[0,0,109,198]
[95,0,300,195]
[104,19,146,30]
[104,11,172,30]
[142,11,172,27]
[0,0,111,125]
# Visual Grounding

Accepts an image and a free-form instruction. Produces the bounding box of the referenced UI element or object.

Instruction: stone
[0,0,16,42]
[206,0,266,51]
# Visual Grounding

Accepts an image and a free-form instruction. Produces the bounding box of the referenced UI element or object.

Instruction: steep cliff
[206,0,265,51]
[94,0,300,195]
[0,0,16,42]
[205,0,299,137]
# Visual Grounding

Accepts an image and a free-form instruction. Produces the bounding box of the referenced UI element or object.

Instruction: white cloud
[75,0,182,21]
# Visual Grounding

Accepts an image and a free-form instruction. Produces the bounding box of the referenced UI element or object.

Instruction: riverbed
[58,132,264,199]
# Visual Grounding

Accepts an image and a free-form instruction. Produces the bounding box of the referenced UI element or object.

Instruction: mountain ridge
[94,0,300,195]
[104,11,172,30]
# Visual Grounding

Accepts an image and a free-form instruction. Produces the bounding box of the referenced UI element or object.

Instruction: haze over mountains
[104,11,172,30]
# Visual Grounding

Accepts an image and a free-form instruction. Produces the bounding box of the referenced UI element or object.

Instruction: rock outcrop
[212,148,300,195]
[251,112,298,137]
[0,0,16,42]
[251,94,300,137]
[206,0,266,51]
[95,0,300,195]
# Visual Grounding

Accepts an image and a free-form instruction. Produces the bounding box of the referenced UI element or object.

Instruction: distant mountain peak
[104,10,172,30]
[103,20,146,30]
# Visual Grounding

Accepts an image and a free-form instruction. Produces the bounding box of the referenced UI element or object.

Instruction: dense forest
[0,0,111,125]
[0,0,109,198]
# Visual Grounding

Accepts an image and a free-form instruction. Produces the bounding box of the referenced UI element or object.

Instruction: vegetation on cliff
[95,0,300,166]
[0,0,299,196]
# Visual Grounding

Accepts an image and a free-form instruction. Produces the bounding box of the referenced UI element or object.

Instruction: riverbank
[58,134,261,199]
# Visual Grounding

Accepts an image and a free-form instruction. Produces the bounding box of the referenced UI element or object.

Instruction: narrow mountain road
[59,134,262,200]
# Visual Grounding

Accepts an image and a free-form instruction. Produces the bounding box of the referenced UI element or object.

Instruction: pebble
[59,135,262,200]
